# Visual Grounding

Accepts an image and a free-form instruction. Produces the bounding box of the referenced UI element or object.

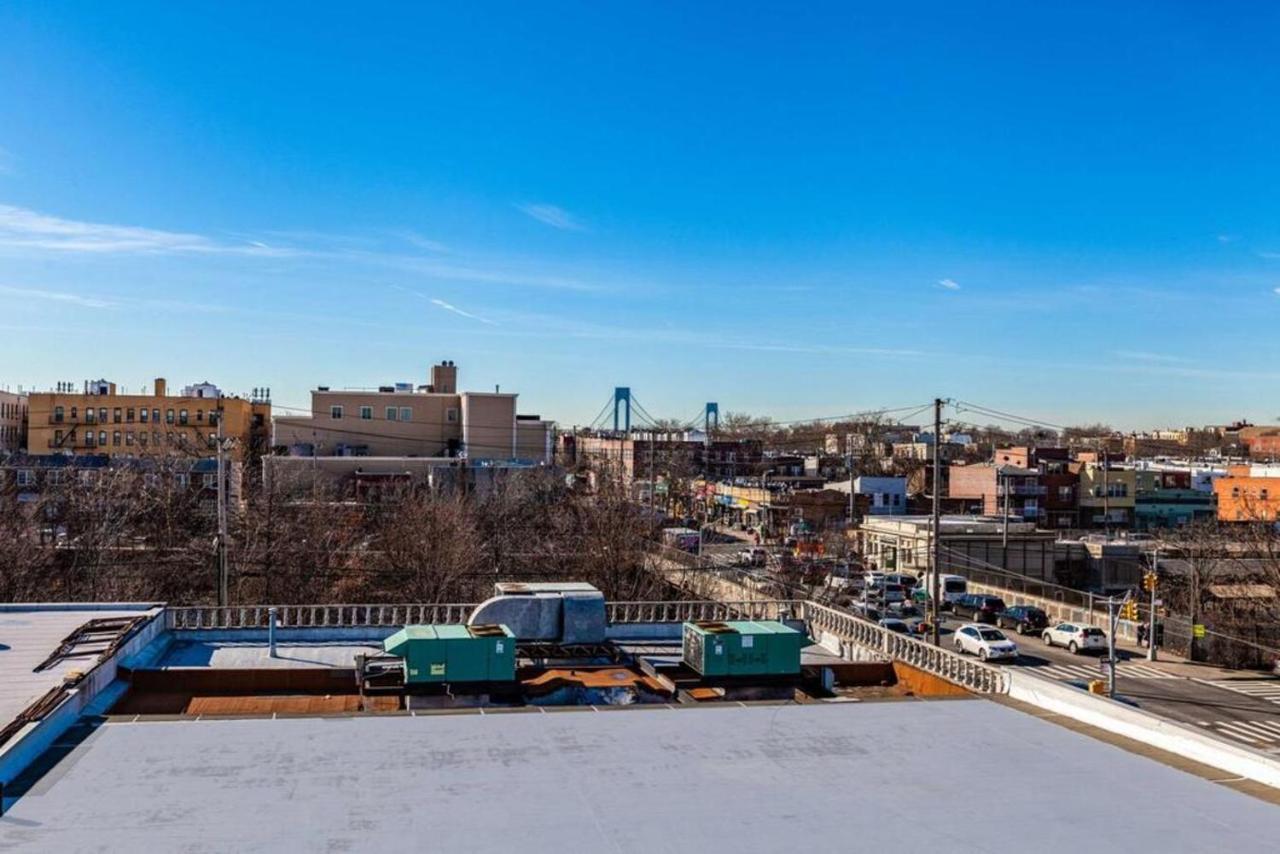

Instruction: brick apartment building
[273,361,552,464]
[0,389,27,453]
[26,378,270,461]
[1214,464,1280,522]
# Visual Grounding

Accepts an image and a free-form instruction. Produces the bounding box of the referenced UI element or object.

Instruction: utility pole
[847,452,855,525]
[930,398,943,647]
[648,429,655,516]
[1000,468,1010,571]
[1106,596,1120,698]
[215,410,230,607]
[1099,440,1110,536]
[1147,547,1159,663]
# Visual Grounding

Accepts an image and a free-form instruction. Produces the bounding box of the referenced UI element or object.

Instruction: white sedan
[1042,623,1107,655]
[952,623,1019,661]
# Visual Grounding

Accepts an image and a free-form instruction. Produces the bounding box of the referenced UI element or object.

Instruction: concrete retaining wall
[1007,669,1280,789]
[967,581,1141,642]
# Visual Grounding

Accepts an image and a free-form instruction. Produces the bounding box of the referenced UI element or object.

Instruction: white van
[916,573,968,606]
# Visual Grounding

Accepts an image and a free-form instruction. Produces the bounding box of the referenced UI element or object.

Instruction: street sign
[1193,624,1206,639]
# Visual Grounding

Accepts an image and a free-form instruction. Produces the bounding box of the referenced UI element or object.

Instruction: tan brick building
[272,360,551,463]
[0,389,27,453]
[26,378,270,461]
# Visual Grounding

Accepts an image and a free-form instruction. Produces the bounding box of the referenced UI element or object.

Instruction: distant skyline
[2,3,1279,431]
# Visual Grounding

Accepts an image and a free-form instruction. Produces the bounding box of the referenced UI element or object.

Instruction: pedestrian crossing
[1197,719,1280,747]
[1199,679,1280,707]
[1030,662,1178,682]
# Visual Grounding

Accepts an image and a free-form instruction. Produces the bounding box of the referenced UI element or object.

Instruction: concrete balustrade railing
[164,599,806,630]
[798,600,1007,694]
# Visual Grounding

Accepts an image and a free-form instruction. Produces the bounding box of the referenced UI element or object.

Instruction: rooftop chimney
[154,377,167,397]
[430,360,457,395]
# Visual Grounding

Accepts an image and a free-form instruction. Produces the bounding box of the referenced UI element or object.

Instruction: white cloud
[1113,350,1191,364]
[398,231,449,253]
[429,298,496,325]
[0,283,114,308]
[515,202,585,232]
[937,278,961,291]
[1217,234,1237,243]
[0,203,297,256]
[1273,287,1280,296]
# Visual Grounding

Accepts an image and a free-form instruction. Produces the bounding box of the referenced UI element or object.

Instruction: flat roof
[4,701,1279,849]
[0,605,159,730]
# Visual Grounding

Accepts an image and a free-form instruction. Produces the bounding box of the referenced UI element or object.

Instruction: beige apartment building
[26,378,271,461]
[273,360,552,463]
[0,390,28,453]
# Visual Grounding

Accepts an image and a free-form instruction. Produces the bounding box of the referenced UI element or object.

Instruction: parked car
[879,618,912,634]
[882,572,917,590]
[952,623,1019,661]
[1042,623,1108,655]
[888,603,928,634]
[874,583,907,605]
[852,604,883,622]
[995,605,1049,636]
[737,546,768,567]
[951,594,1007,624]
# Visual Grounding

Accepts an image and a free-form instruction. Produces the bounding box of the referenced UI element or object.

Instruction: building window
[113,431,121,446]
[399,406,411,422]
[152,408,160,423]
[446,408,458,423]
[166,409,175,424]
[85,408,95,424]
[17,469,33,487]
[54,405,64,423]
[140,408,149,423]
[360,406,372,420]
[385,406,397,422]
[113,407,122,423]
[54,429,63,444]
[179,409,189,425]
[126,407,135,422]
[203,473,217,488]
[208,435,217,449]
[139,432,148,446]
[98,430,107,446]
[126,432,135,446]
[99,407,108,423]
[70,406,77,420]
[330,405,343,419]
[196,409,204,422]
[175,473,189,487]
[167,432,175,444]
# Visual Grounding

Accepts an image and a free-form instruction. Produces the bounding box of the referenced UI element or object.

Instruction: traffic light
[1142,571,1158,592]
[1120,600,1139,621]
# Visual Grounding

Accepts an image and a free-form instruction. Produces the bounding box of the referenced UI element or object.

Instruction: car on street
[879,618,912,634]
[951,594,1007,624]
[888,603,928,634]
[1042,622,1108,654]
[995,605,1049,635]
[882,572,917,590]
[952,623,1019,661]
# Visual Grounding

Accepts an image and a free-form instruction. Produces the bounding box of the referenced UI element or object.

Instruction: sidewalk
[1113,637,1275,681]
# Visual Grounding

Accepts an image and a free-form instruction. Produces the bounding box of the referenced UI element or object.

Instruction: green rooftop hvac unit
[682,620,803,677]
[383,624,516,684]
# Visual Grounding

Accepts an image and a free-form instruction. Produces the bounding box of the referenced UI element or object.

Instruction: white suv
[952,623,1019,661]
[1042,623,1107,655]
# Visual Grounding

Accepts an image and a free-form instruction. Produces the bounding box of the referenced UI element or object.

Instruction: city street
[938,615,1280,752]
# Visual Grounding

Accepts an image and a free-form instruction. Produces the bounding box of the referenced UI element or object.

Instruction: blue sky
[2,2,1279,430]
